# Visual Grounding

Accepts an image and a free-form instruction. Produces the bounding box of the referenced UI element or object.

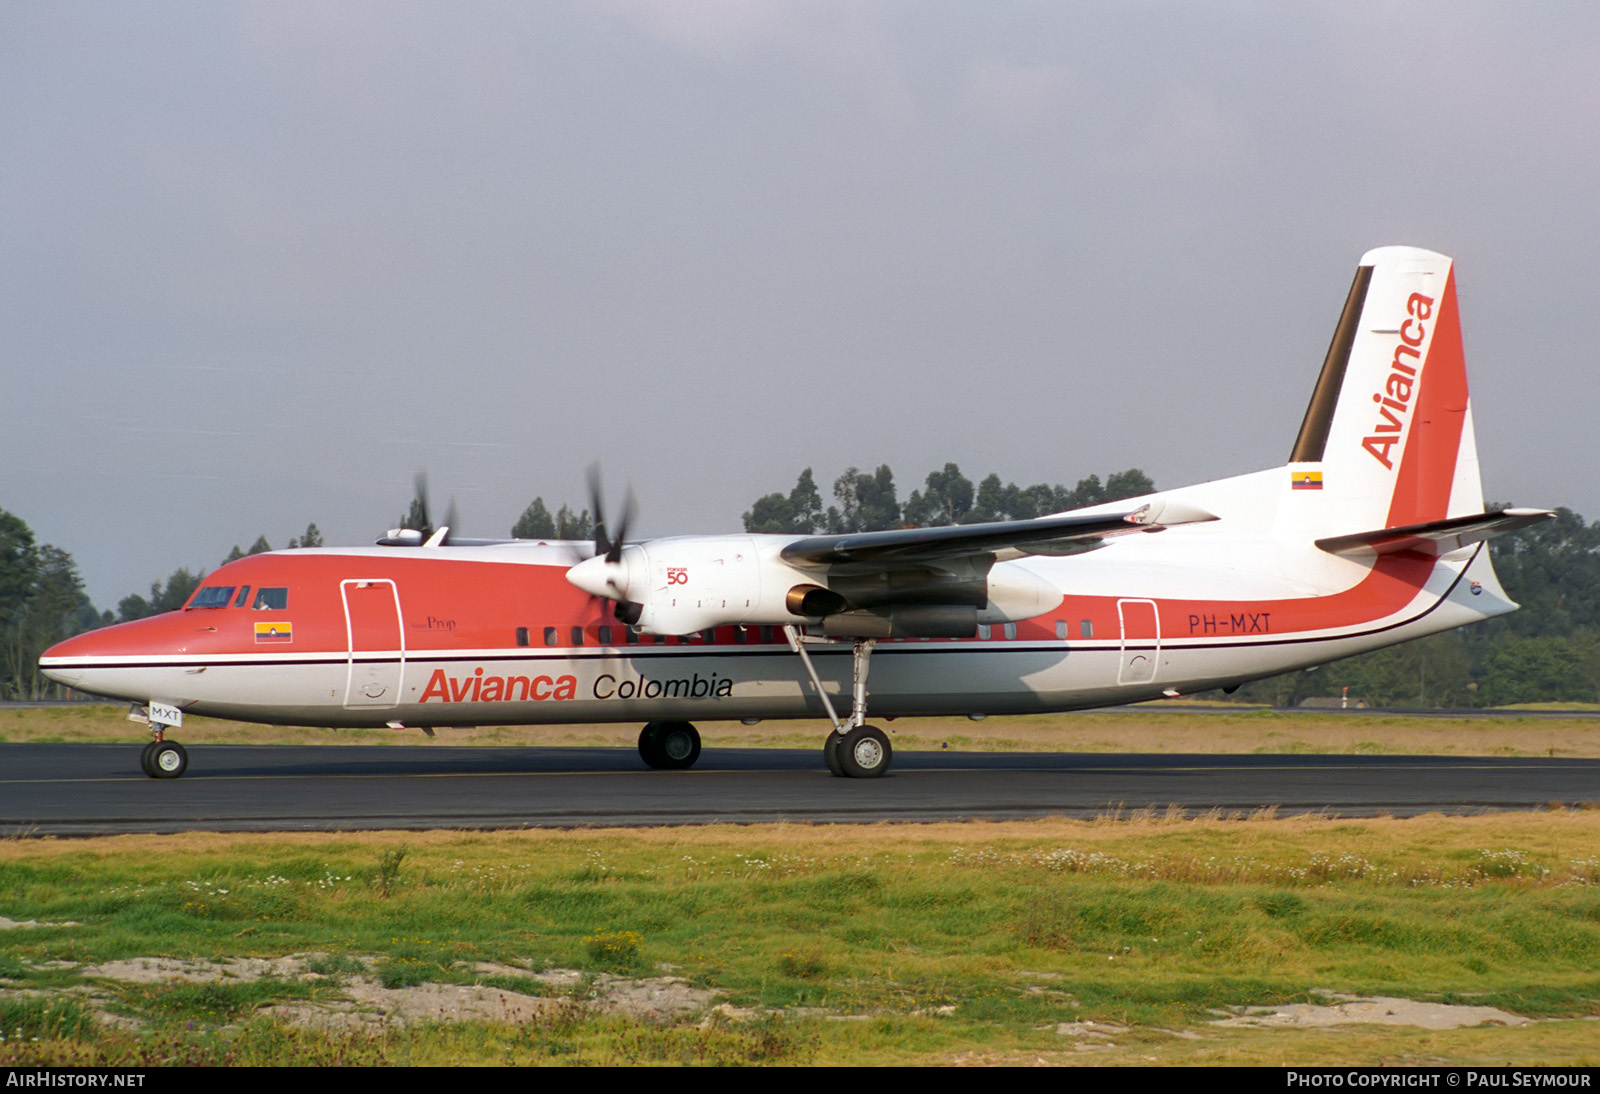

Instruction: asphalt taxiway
[2,743,1595,835]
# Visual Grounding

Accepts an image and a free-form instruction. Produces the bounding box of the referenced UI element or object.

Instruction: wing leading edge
[779,502,1215,568]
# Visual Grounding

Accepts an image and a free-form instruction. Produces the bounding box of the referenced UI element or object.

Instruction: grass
[0,814,1598,1064]
[6,702,1600,757]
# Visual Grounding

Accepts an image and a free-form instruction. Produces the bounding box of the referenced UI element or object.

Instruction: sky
[3,1,1597,610]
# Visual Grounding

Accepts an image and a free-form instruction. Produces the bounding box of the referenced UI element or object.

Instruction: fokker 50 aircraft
[42,246,1550,780]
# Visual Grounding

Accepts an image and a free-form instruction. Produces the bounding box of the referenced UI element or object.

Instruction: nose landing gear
[140,737,188,779]
[133,703,189,779]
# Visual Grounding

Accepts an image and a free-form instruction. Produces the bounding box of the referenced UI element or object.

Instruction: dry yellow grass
[5,702,1599,757]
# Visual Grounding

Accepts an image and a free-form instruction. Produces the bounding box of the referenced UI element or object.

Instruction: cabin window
[189,586,236,609]
[733,627,747,644]
[977,624,991,640]
[1055,620,1067,640]
[1003,623,1017,640]
[1080,619,1094,639]
[624,628,639,645]
[598,625,613,646]
[515,627,530,648]
[232,586,251,608]
[543,627,558,646]
[570,626,585,646]
[252,587,289,610]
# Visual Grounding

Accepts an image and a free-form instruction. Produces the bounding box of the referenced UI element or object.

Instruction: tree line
[742,464,1156,534]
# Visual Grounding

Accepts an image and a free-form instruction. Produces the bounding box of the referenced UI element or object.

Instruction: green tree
[904,464,974,527]
[1477,633,1600,706]
[743,468,826,534]
[0,509,37,630]
[554,505,593,541]
[1104,468,1156,502]
[0,510,97,698]
[830,465,900,533]
[513,498,558,539]
[118,568,203,623]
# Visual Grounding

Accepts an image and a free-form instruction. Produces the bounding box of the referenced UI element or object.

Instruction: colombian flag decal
[254,621,293,644]
[1291,470,1324,490]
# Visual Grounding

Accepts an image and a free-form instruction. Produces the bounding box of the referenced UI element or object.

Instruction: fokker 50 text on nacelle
[43,247,1551,779]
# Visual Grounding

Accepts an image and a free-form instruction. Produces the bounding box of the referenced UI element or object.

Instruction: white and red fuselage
[38,247,1540,748]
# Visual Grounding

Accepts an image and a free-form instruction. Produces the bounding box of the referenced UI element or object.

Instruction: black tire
[148,740,188,779]
[638,724,663,768]
[836,725,891,779]
[822,732,845,777]
[139,741,159,777]
[639,721,701,770]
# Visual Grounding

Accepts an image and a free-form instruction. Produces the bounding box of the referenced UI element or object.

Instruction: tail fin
[1286,246,1481,535]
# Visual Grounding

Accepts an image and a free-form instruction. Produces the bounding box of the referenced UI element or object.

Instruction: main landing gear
[638,721,701,770]
[784,627,892,779]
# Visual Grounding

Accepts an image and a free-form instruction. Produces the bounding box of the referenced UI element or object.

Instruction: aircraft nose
[37,614,201,700]
[39,629,105,688]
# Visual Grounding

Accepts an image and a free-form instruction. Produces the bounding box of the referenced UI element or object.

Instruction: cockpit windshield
[252,588,289,610]
[186,584,289,610]
[189,586,236,609]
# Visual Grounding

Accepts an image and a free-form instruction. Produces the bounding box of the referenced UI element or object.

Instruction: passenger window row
[513,620,1095,647]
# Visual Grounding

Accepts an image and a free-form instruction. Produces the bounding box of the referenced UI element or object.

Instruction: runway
[3,743,1595,836]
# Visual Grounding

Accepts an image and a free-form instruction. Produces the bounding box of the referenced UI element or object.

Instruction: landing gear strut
[638,721,701,770]
[785,627,893,778]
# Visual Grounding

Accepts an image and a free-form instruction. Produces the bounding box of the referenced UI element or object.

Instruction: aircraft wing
[1314,508,1554,557]
[780,505,1170,568]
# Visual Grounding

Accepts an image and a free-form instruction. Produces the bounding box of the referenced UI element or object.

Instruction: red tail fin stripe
[1385,270,1468,528]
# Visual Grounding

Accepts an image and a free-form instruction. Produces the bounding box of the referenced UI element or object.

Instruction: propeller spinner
[567,467,641,621]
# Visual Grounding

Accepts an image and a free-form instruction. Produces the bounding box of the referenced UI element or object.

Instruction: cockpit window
[252,588,289,611]
[233,586,251,608]
[190,586,236,609]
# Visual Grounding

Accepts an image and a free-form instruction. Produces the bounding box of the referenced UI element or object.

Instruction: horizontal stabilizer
[1314,508,1553,557]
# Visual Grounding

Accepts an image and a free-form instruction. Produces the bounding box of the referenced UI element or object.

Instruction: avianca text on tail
[1362,290,1434,470]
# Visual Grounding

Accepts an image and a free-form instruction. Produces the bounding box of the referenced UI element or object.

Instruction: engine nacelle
[569,535,817,635]
[567,537,1064,636]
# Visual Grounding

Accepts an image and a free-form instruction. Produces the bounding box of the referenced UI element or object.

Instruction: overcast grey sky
[3,1,1596,609]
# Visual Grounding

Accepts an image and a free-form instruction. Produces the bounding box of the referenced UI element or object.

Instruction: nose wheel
[139,738,188,779]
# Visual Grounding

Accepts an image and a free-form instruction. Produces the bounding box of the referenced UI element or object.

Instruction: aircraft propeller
[378,472,460,546]
[575,465,642,624]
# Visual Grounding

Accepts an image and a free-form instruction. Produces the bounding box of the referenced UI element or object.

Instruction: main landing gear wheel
[822,732,845,777]
[836,725,891,779]
[146,740,188,779]
[638,721,701,770]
